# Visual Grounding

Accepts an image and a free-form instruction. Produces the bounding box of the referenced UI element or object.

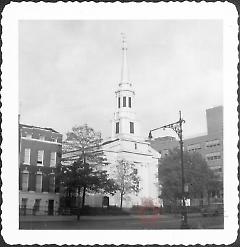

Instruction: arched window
[128,97,131,108]
[130,122,134,134]
[116,122,119,134]
[123,97,126,107]
[118,97,121,108]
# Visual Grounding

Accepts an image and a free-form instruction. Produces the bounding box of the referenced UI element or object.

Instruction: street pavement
[19,213,224,230]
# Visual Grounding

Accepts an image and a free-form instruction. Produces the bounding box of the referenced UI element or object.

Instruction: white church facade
[101,36,161,208]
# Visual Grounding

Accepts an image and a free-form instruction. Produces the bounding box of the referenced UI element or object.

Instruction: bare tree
[113,159,140,208]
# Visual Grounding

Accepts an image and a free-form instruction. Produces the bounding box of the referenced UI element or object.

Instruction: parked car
[201,203,224,217]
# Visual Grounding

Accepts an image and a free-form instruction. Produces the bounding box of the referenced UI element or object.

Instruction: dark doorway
[48,200,54,215]
[102,196,109,208]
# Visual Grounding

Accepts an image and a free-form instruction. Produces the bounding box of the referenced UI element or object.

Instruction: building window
[130,122,134,134]
[123,97,126,107]
[116,122,119,134]
[37,150,44,166]
[205,139,220,148]
[24,148,31,165]
[20,198,28,215]
[36,173,42,192]
[49,174,55,193]
[33,199,41,215]
[52,137,57,142]
[50,152,56,167]
[26,133,32,139]
[206,152,221,161]
[187,144,201,152]
[128,97,132,108]
[21,198,28,208]
[118,97,121,108]
[39,136,45,141]
[21,171,29,191]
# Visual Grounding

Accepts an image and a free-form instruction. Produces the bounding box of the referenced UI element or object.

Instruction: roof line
[20,123,60,134]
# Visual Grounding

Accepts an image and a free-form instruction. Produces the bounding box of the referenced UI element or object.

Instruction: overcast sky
[19,20,223,140]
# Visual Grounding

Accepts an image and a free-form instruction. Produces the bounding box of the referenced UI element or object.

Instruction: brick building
[19,124,62,215]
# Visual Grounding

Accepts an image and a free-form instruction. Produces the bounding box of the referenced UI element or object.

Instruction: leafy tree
[61,124,116,208]
[159,148,222,207]
[60,158,117,207]
[113,159,140,208]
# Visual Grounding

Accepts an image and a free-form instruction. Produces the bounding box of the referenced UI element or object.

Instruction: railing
[19,206,59,216]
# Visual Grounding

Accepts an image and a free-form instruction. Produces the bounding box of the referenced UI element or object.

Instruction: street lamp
[148,111,189,229]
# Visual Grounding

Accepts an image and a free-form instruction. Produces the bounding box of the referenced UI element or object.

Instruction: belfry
[102,35,161,207]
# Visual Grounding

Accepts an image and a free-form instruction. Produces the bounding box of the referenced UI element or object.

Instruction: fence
[19,206,59,216]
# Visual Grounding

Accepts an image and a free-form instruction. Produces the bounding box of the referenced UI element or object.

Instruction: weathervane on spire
[121,32,127,50]
[120,32,130,85]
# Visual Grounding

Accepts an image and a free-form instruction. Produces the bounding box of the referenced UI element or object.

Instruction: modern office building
[19,124,62,215]
[150,106,223,205]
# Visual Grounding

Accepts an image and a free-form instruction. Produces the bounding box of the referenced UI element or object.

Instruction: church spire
[120,33,130,85]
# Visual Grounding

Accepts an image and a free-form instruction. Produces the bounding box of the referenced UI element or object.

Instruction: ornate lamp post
[148,111,189,229]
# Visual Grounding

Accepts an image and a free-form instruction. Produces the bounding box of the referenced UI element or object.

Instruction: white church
[101,36,161,208]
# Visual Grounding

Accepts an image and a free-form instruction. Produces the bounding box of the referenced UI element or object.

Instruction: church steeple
[120,33,130,86]
[111,34,141,140]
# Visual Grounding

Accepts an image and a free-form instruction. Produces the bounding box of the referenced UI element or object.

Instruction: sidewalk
[19,214,177,222]
[20,215,76,222]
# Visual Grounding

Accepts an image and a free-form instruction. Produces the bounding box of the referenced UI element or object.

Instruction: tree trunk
[77,187,81,221]
[82,185,86,208]
[78,186,81,208]
[120,192,123,209]
[81,148,87,209]
[207,191,210,205]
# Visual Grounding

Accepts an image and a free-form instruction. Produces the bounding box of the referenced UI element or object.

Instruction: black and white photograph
[1,2,238,245]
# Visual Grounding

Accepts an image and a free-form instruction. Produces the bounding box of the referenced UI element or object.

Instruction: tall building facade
[102,36,161,208]
[150,106,223,205]
[19,124,62,215]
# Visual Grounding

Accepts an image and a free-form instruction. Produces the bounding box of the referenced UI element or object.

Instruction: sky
[19,20,223,140]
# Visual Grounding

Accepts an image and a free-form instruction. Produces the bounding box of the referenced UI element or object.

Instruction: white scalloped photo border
[1,2,238,245]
